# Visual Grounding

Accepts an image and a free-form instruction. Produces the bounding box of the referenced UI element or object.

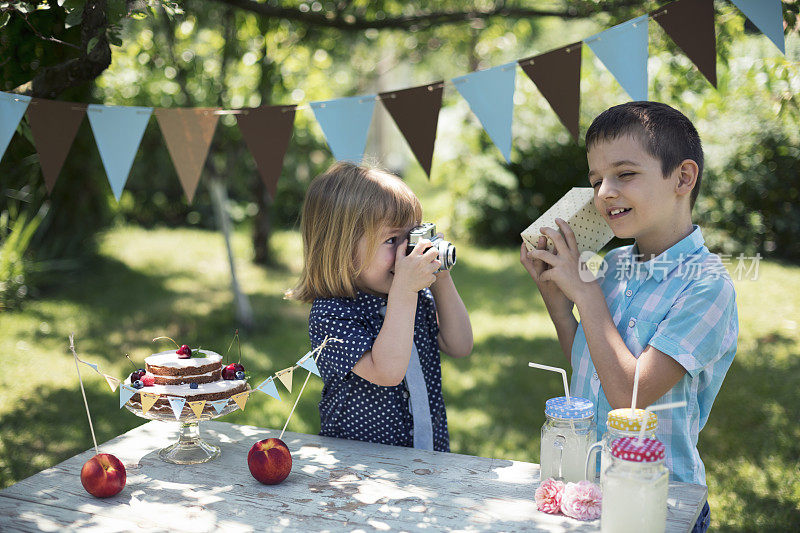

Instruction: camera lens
[436,240,456,270]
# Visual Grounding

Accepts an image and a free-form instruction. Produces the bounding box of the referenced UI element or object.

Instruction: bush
[462,141,589,245]
[697,134,800,262]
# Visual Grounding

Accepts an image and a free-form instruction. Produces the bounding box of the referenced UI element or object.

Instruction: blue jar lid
[544,396,595,419]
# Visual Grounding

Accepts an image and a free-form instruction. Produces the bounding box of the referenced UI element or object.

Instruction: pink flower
[560,480,602,521]
[535,477,565,514]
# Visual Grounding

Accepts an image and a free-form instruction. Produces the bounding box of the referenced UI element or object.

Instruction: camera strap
[379,305,434,450]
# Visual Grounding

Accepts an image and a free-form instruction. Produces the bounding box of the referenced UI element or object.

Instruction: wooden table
[0,421,706,531]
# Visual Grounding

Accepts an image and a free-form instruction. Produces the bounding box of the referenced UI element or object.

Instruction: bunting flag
[87,104,153,201]
[188,400,206,418]
[730,0,786,54]
[297,353,321,377]
[235,105,296,199]
[27,99,87,193]
[79,359,100,373]
[586,15,650,101]
[276,367,294,393]
[310,94,376,162]
[0,91,31,162]
[231,391,249,411]
[209,398,229,414]
[140,392,159,414]
[155,108,219,203]
[256,377,281,401]
[519,42,583,141]
[168,397,186,420]
[452,63,517,163]
[379,82,444,178]
[104,374,120,392]
[119,384,136,408]
[652,0,717,87]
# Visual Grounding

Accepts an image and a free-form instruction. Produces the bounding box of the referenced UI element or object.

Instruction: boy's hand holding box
[521,187,615,255]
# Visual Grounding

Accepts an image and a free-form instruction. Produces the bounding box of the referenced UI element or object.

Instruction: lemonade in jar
[539,396,595,483]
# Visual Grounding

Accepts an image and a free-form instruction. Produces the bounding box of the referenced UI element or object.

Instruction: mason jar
[585,408,658,482]
[539,396,595,483]
[601,436,669,533]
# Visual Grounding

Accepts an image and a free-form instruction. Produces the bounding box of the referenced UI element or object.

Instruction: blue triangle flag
[87,104,153,201]
[730,0,785,54]
[297,354,321,377]
[310,95,375,162]
[256,377,281,401]
[209,399,229,414]
[586,15,650,101]
[0,92,31,163]
[452,63,517,163]
[119,384,136,408]
[168,397,186,420]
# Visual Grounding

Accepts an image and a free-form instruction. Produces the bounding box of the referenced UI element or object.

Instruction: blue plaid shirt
[571,226,738,485]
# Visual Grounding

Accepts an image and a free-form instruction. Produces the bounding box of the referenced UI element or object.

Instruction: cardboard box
[521,187,615,254]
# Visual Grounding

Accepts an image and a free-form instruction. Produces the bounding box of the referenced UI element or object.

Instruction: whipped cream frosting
[145,349,222,368]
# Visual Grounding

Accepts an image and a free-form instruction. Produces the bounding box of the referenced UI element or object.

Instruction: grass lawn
[1,224,798,531]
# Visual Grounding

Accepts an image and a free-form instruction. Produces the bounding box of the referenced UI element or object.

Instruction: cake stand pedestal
[124,389,247,464]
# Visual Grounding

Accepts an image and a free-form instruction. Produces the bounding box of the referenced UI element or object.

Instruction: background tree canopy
[1,0,799,310]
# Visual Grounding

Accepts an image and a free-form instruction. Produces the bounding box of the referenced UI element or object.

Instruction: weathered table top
[0,421,706,532]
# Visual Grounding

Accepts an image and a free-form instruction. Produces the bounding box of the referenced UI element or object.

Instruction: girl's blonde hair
[287,161,422,302]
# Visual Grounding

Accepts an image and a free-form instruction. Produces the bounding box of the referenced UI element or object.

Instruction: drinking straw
[69,333,99,456]
[636,401,687,445]
[631,355,643,411]
[528,362,570,402]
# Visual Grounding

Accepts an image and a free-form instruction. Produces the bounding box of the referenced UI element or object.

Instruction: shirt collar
[629,225,705,282]
[354,291,388,316]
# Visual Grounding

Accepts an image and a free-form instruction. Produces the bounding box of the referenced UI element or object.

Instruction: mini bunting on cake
[276,367,294,393]
[297,353,321,377]
[119,384,136,408]
[79,359,100,374]
[209,399,229,414]
[256,377,281,401]
[104,374,120,392]
[231,391,250,411]
[140,392,159,414]
[168,397,186,420]
[188,400,207,418]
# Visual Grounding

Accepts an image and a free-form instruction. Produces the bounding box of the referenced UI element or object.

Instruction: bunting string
[0,0,787,194]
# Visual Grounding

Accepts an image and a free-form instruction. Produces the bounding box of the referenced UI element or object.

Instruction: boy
[521,101,738,533]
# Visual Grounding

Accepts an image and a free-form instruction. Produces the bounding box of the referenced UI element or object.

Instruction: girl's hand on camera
[391,238,440,296]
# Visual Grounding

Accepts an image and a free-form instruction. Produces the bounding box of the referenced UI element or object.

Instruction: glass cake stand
[124,386,249,464]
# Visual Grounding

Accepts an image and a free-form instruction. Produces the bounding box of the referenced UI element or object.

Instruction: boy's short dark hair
[585,101,704,208]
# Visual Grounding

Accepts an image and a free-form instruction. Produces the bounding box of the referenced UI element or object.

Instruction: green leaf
[0,13,9,29]
[107,25,122,47]
[64,6,83,28]
[86,35,99,54]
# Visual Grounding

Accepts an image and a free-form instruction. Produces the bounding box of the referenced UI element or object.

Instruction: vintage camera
[406,222,456,271]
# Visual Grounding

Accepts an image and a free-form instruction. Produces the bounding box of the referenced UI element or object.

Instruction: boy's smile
[587,134,694,258]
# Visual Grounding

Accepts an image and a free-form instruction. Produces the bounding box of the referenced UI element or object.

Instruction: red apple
[247,438,292,485]
[80,453,126,498]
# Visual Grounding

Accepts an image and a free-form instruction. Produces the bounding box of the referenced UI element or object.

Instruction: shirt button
[410,429,414,437]
[402,390,410,399]
[629,318,636,328]
[592,372,599,381]
[625,289,633,297]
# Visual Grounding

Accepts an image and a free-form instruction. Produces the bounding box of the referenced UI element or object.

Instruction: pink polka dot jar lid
[610,436,665,462]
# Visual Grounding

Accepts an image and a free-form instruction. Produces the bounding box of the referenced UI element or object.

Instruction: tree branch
[14,0,112,99]
[211,0,646,31]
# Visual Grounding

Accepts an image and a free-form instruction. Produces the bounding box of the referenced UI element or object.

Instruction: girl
[288,161,472,452]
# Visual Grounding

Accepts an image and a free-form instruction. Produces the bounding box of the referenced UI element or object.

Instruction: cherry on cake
[126,349,248,417]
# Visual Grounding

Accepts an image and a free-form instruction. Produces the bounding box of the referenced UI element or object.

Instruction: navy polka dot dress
[309,289,450,452]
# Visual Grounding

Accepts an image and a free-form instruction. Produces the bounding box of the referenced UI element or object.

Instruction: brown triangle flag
[519,42,582,142]
[379,82,443,178]
[235,105,295,199]
[155,108,219,203]
[27,99,87,193]
[652,0,717,87]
